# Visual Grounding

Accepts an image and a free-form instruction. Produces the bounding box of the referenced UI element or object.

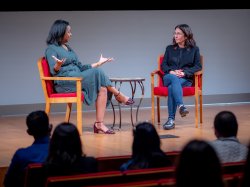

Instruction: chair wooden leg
[151,95,155,125]
[65,103,72,123]
[200,94,203,125]
[45,103,51,117]
[76,99,83,136]
[157,97,160,124]
[195,94,198,128]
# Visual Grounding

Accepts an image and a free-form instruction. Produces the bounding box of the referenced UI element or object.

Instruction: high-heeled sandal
[114,92,134,106]
[93,122,115,134]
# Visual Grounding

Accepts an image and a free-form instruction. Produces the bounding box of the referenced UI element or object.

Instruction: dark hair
[46,122,83,167]
[172,24,196,48]
[46,19,69,45]
[132,122,161,157]
[214,111,238,137]
[120,122,171,171]
[26,110,50,138]
[241,142,250,187]
[176,139,223,187]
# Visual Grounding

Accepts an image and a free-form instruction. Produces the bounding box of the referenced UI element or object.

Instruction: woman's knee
[163,74,178,85]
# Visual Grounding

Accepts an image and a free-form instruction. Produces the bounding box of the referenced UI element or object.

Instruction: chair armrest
[151,70,164,77]
[41,76,83,81]
[151,70,164,91]
[194,70,202,76]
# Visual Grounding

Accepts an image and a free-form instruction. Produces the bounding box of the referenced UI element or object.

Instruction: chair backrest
[157,55,165,87]
[24,163,45,187]
[157,54,203,88]
[222,161,246,174]
[97,155,131,172]
[38,57,55,96]
[46,171,123,187]
[96,151,180,172]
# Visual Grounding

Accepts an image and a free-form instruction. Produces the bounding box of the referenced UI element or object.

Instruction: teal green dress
[45,44,113,106]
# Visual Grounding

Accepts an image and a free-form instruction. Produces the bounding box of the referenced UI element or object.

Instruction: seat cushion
[154,86,195,96]
[50,92,84,101]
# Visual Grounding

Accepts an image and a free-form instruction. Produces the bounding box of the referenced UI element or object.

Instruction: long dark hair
[46,19,69,45]
[241,142,250,187]
[172,24,196,48]
[176,139,224,187]
[45,122,83,167]
[132,122,161,156]
[130,122,171,169]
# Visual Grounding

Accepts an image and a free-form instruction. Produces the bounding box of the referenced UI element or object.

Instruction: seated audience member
[4,110,52,187]
[175,139,224,187]
[43,122,98,177]
[120,122,172,171]
[240,142,250,187]
[210,111,248,163]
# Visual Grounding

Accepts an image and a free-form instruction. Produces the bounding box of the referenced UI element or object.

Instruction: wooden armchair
[151,54,203,128]
[37,57,84,135]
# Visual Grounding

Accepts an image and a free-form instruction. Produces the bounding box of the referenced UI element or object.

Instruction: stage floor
[1,103,250,167]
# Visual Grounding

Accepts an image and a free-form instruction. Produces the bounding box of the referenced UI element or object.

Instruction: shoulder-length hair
[46,19,69,46]
[46,122,83,166]
[172,24,196,48]
[176,139,223,187]
[132,122,162,158]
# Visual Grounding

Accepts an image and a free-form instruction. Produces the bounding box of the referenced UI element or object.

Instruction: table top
[109,77,145,82]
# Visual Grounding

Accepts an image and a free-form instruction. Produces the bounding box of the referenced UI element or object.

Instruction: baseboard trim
[1,93,250,117]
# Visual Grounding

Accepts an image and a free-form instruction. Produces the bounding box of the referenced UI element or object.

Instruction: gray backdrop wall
[0,10,250,115]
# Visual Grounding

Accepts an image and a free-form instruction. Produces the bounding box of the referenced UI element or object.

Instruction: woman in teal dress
[45,19,134,134]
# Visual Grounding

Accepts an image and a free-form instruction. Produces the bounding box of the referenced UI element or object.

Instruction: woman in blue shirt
[161,24,202,130]
[45,20,134,134]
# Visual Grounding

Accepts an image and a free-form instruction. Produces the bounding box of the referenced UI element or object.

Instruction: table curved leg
[111,96,116,129]
[129,81,137,127]
[135,80,145,122]
[110,78,145,129]
[118,103,122,129]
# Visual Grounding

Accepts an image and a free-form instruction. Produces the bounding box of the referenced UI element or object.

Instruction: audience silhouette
[210,111,248,163]
[4,110,52,187]
[120,122,172,171]
[43,122,98,177]
[240,142,250,187]
[175,139,224,187]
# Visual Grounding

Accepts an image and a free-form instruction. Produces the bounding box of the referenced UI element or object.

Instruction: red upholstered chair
[151,54,203,128]
[37,57,84,135]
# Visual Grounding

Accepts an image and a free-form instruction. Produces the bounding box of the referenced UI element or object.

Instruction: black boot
[163,118,175,130]
[179,105,189,117]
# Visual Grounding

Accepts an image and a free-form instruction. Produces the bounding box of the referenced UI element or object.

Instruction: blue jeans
[163,74,192,120]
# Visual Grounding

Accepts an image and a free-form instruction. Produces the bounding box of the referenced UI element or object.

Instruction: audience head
[214,110,238,138]
[132,121,161,157]
[46,122,83,165]
[26,110,52,138]
[119,121,171,171]
[241,142,250,187]
[176,139,223,187]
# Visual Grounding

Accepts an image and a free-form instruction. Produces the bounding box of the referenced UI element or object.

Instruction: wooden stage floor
[1,103,250,167]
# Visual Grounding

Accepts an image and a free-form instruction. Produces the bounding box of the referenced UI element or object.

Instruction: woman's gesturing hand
[52,56,66,72]
[97,54,114,66]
